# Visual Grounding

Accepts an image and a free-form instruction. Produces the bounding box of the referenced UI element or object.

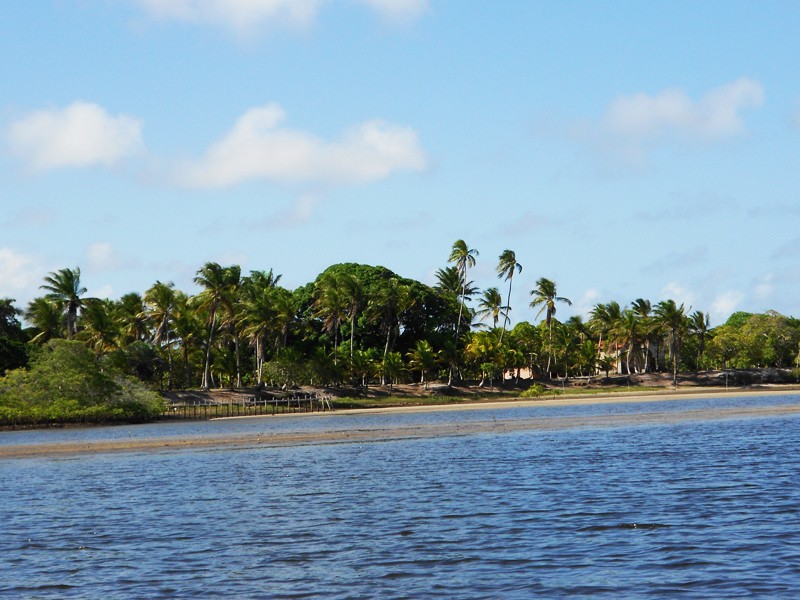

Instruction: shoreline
[1,387,798,459]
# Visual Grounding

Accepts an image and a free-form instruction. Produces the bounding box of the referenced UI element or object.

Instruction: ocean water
[1,396,799,598]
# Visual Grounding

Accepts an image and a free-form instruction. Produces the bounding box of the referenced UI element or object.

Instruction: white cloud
[711,290,744,322]
[605,77,763,140]
[570,78,764,165]
[6,102,143,171]
[174,103,426,188]
[0,248,44,299]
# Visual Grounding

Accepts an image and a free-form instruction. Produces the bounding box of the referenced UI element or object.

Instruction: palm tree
[529,277,571,375]
[654,299,688,387]
[382,351,406,390]
[448,240,479,345]
[77,298,119,356]
[476,287,506,329]
[238,287,274,384]
[24,297,63,344]
[339,273,363,360]
[407,339,437,389]
[497,249,522,344]
[272,288,298,351]
[116,292,148,344]
[193,262,239,389]
[313,272,349,364]
[688,310,710,368]
[40,267,88,339]
[143,281,177,388]
[171,291,202,387]
[631,298,653,372]
[368,277,414,378]
[615,308,641,375]
[589,300,622,373]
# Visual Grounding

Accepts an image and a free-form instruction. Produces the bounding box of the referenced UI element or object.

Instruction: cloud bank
[6,102,143,171]
[174,103,427,188]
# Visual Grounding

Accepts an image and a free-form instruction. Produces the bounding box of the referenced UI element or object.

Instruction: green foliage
[0,298,28,375]
[725,311,753,329]
[0,339,163,426]
[519,383,556,398]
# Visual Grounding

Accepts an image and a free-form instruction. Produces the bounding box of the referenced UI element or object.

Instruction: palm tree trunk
[500,276,513,345]
[202,311,217,390]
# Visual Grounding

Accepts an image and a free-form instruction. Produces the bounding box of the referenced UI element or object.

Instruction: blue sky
[2,1,800,328]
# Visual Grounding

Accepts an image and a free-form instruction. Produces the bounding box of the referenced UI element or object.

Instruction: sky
[2,1,800,329]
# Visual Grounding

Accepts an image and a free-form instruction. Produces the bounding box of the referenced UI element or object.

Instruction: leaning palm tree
[497,249,522,344]
[40,267,88,340]
[529,277,571,376]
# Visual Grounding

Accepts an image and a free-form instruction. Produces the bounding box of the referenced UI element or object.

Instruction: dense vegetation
[2,241,800,423]
[0,339,163,426]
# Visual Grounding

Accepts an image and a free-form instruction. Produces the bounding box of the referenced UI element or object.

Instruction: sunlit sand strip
[1,402,798,460]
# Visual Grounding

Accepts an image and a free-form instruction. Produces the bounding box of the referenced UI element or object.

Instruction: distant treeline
[2,241,800,401]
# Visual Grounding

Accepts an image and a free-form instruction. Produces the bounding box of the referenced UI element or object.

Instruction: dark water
[2,397,799,598]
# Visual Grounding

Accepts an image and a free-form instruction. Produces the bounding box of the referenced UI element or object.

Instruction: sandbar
[1,388,798,459]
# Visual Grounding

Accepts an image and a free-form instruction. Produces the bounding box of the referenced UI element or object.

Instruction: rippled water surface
[2,396,799,598]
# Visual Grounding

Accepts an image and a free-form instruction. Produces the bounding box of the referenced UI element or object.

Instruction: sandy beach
[1,388,798,460]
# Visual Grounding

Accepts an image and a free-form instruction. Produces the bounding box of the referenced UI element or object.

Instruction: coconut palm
[77,298,119,356]
[381,351,407,390]
[407,339,438,389]
[116,292,148,345]
[529,277,571,375]
[497,249,522,343]
[238,287,274,385]
[313,272,349,364]
[688,310,710,368]
[654,299,688,386]
[40,267,88,339]
[272,288,298,351]
[448,240,479,344]
[171,291,202,387]
[193,262,239,389]
[24,297,63,344]
[144,281,177,388]
[367,277,414,375]
[631,298,653,372]
[615,308,641,375]
[476,287,506,329]
[589,300,622,373]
